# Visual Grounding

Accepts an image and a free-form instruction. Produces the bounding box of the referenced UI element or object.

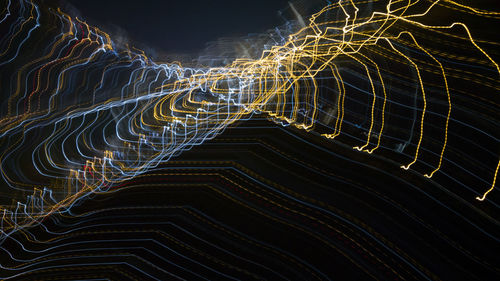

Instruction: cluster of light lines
[0,0,498,239]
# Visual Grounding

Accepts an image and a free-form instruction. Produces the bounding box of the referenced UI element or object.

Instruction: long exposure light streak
[0,0,498,241]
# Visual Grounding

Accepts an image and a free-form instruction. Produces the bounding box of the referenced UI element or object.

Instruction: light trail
[0,0,498,239]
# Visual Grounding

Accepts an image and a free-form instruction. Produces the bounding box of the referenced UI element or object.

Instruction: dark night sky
[59,0,291,54]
